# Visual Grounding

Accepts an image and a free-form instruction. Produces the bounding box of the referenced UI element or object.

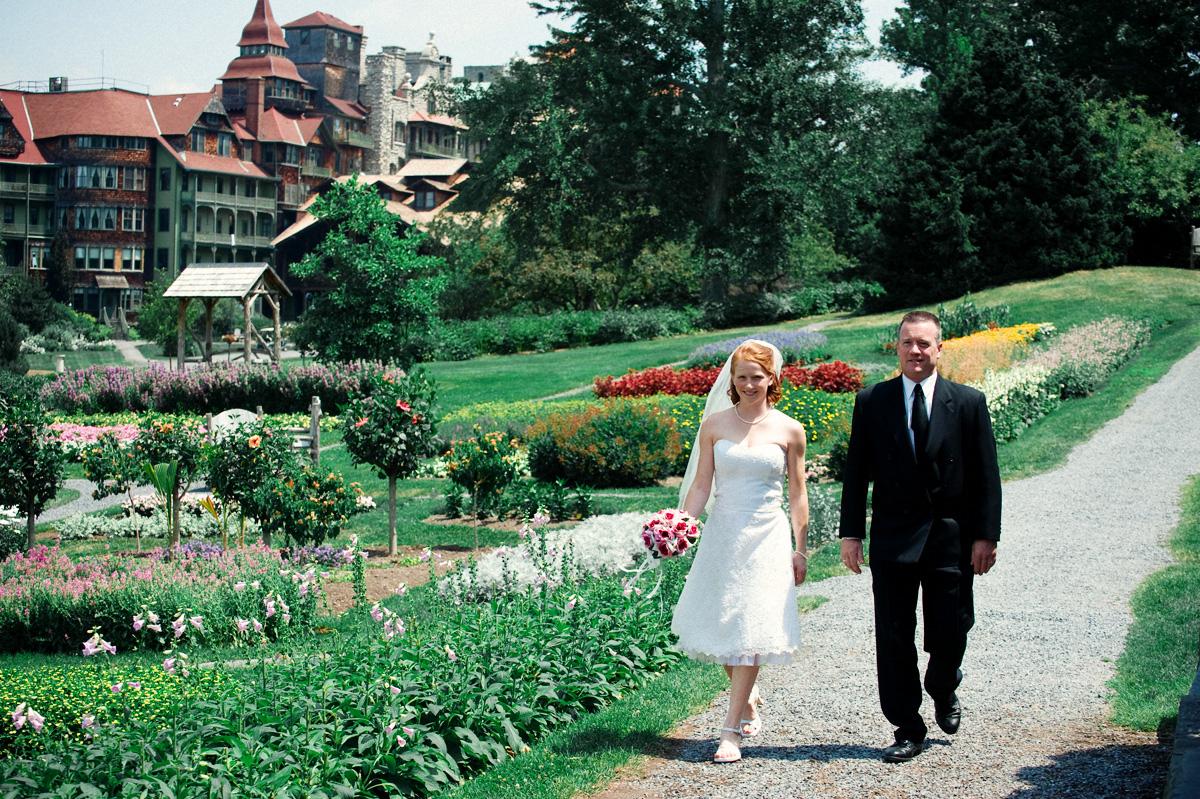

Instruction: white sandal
[741,687,765,737]
[713,727,743,763]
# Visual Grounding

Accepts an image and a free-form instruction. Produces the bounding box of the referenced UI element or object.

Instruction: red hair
[728,341,783,405]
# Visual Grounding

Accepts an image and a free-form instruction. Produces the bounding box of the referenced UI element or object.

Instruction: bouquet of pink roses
[641,509,702,559]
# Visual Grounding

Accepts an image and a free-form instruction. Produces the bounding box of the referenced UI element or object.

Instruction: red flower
[395,400,411,412]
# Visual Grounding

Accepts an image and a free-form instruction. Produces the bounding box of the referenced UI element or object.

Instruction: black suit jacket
[839,375,1002,564]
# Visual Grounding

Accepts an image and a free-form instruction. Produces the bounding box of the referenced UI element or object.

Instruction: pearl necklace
[734,404,771,425]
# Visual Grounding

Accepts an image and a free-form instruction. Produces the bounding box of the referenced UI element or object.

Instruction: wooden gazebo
[162,263,292,371]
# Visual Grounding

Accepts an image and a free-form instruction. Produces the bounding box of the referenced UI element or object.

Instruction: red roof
[19,89,161,139]
[238,0,288,48]
[324,96,367,120]
[249,108,322,145]
[407,108,468,130]
[220,55,307,84]
[282,11,362,35]
[158,138,273,179]
[0,91,48,164]
[148,92,223,136]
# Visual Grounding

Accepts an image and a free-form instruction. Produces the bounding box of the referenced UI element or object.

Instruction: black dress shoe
[935,693,961,735]
[882,738,923,763]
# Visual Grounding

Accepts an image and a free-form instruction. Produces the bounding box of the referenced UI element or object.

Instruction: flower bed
[0,562,689,795]
[684,329,830,369]
[593,360,863,398]
[937,323,1052,384]
[40,361,390,415]
[0,544,318,654]
[975,317,1151,441]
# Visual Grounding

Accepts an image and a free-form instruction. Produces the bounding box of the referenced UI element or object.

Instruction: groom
[839,310,1002,763]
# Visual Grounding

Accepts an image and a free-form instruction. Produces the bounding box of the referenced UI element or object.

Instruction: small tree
[290,178,447,366]
[131,418,204,547]
[204,421,300,548]
[444,427,522,550]
[342,369,438,554]
[0,393,66,550]
[81,432,146,550]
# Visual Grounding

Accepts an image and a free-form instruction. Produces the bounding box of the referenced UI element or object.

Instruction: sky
[0,0,916,95]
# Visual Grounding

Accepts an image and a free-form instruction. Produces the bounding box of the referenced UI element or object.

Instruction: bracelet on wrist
[795,550,808,561]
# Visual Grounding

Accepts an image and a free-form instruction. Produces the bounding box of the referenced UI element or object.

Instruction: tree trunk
[388,476,398,556]
[170,489,181,548]
[26,511,35,551]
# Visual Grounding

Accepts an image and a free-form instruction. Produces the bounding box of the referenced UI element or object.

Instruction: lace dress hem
[675,646,798,667]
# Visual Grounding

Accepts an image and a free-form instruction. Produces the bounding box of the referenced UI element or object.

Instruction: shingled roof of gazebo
[162,263,292,300]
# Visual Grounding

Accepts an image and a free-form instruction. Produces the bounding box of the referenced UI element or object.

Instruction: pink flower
[147,623,163,633]
[394,583,408,596]
[252,619,264,633]
[370,604,384,623]
[111,682,123,693]
[389,685,401,696]
[11,702,27,729]
[395,400,411,412]
[188,615,203,631]
[102,640,117,656]
[264,597,277,618]
[26,709,44,732]
[403,726,415,736]
[233,581,246,592]
[81,637,100,657]
[236,619,250,634]
[81,714,95,729]
[171,616,186,639]
[127,681,141,691]
[444,645,457,662]
[531,510,550,527]
[384,721,396,735]
[354,416,369,428]
[133,614,145,632]
[163,657,176,674]
[565,597,577,612]
[419,548,432,562]
[396,735,407,747]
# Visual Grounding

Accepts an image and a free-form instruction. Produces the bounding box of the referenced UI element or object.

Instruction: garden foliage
[594,361,864,398]
[41,361,389,415]
[527,401,683,487]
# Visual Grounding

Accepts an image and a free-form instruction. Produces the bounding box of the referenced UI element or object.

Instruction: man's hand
[793,552,809,586]
[840,539,865,575]
[971,540,998,575]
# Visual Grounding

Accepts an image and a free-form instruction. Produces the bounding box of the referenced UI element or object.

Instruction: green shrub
[936,295,1013,340]
[526,400,682,487]
[444,428,523,520]
[437,399,596,449]
[0,307,28,375]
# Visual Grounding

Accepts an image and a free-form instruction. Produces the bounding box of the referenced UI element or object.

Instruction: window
[58,168,69,188]
[87,246,101,270]
[123,247,143,272]
[299,29,310,45]
[190,129,205,152]
[122,167,146,191]
[103,167,117,189]
[258,216,273,237]
[262,145,275,163]
[103,208,116,230]
[2,204,12,224]
[216,177,225,194]
[160,168,171,191]
[281,145,300,165]
[415,190,436,210]
[122,207,144,232]
[158,208,170,232]
[156,248,168,269]
[30,206,39,225]
[102,248,115,271]
[217,133,233,157]
[74,246,87,270]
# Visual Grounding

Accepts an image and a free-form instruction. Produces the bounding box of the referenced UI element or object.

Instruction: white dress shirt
[901,371,938,455]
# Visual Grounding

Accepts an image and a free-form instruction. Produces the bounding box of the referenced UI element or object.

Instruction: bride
[672,339,809,764]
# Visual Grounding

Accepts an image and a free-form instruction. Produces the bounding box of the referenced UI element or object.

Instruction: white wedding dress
[671,439,802,665]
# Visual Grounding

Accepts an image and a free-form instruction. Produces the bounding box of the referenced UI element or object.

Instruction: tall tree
[874,32,1121,306]
[456,0,873,303]
[44,231,75,305]
[0,390,66,550]
[291,179,446,365]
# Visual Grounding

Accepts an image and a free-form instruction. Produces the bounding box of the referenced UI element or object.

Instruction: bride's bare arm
[786,420,810,584]
[682,420,717,518]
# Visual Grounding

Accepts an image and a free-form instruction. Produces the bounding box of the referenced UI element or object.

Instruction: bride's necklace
[734,404,771,425]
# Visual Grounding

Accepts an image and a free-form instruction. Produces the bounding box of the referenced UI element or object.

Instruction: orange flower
[248,435,262,448]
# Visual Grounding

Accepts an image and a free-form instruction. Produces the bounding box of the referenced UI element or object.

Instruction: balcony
[0,181,54,197]
[0,221,53,237]
[280,183,309,208]
[301,162,332,179]
[185,229,273,249]
[186,190,276,212]
[410,142,465,159]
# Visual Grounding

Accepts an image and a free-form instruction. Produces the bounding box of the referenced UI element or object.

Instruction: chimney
[245,77,264,136]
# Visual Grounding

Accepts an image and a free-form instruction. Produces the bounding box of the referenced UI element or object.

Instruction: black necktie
[911,383,929,462]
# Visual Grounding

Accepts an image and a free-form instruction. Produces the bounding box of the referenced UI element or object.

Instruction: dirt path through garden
[589,343,1200,799]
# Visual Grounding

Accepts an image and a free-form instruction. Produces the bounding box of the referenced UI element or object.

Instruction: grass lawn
[1109,475,1200,732]
[24,349,127,372]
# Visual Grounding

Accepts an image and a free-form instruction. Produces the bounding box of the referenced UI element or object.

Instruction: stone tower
[362,46,411,175]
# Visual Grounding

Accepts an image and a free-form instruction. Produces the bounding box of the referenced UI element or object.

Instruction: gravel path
[593,343,1200,799]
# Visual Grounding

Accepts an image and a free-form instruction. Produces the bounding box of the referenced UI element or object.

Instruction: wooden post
[256,405,263,420]
[176,298,190,372]
[205,412,213,444]
[202,298,216,364]
[243,295,253,364]
[263,292,282,363]
[309,395,321,465]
